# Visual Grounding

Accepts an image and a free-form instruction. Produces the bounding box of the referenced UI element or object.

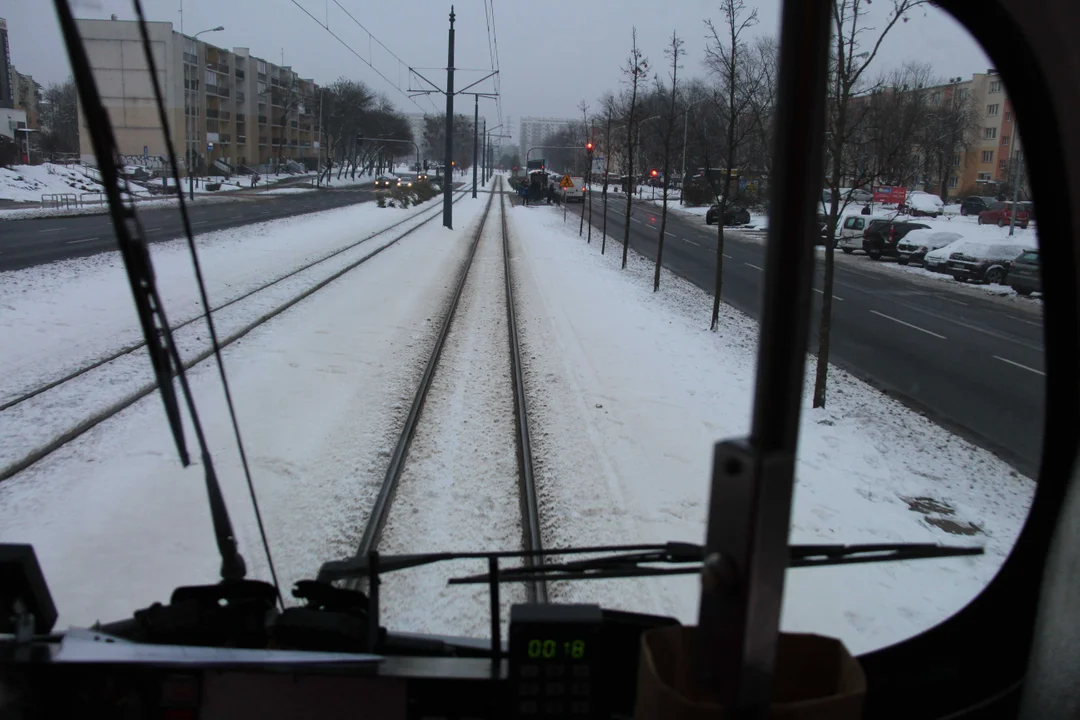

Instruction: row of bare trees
[544,0,989,407]
[316,78,414,182]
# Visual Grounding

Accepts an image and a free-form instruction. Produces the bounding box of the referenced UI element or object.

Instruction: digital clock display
[524,638,586,660]
[509,604,602,719]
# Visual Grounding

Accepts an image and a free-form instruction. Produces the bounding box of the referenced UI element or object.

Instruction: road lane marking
[66,237,98,244]
[146,226,162,231]
[723,253,733,259]
[683,238,700,246]
[870,310,946,339]
[665,231,677,237]
[37,228,65,233]
[936,295,969,306]
[630,217,642,224]
[192,221,208,226]
[745,262,764,271]
[813,288,844,301]
[230,215,244,219]
[993,355,1045,376]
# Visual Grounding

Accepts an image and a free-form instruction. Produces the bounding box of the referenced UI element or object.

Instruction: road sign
[143,145,148,160]
[560,173,574,189]
[207,143,214,152]
[873,186,906,204]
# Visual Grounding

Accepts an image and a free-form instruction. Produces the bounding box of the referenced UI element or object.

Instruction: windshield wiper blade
[447,541,984,585]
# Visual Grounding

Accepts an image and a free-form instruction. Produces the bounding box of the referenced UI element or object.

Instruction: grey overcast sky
[3,0,991,142]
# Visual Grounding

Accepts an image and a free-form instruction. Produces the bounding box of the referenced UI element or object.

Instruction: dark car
[862,220,931,259]
[1008,248,1041,295]
[705,204,751,226]
[946,241,1030,284]
[374,175,396,189]
[959,196,996,216]
[978,201,1031,228]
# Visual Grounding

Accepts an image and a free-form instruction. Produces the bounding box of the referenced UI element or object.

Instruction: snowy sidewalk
[506,203,1034,654]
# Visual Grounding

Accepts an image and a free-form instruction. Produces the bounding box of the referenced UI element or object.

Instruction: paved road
[0,186,375,272]
[575,196,1045,476]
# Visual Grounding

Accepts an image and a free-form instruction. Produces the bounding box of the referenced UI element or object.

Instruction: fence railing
[41,193,78,209]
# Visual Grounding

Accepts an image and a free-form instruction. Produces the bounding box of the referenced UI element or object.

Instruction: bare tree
[39,78,79,156]
[920,81,980,203]
[600,93,618,255]
[813,0,925,408]
[703,0,759,330]
[652,31,686,291]
[620,28,649,269]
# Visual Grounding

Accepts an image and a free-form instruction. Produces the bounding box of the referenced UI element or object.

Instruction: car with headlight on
[374,175,398,189]
[397,175,414,189]
[895,230,964,266]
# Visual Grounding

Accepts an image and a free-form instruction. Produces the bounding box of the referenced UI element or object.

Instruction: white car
[895,230,964,265]
[924,241,961,273]
[904,191,945,217]
[561,176,586,203]
[835,213,897,253]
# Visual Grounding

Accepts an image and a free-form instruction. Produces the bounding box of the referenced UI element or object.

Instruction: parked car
[863,220,931,259]
[959,196,996,216]
[1008,248,1041,295]
[924,241,960,273]
[820,187,873,206]
[836,214,896,253]
[902,191,945,217]
[895,230,964,265]
[705,204,752,225]
[978,201,1031,228]
[946,240,1031,284]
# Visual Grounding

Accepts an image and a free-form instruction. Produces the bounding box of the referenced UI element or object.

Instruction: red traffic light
[585,142,594,153]
[650,169,658,177]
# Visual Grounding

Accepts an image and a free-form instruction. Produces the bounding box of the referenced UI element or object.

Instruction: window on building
[982,150,994,163]
[987,103,1000,116]
[953,155,961,167]
[989,80,1002,93]
[1001,135,1009,146]
[948,176,959,188]
[958,88,969,100]
[977,171,992,182]
[984,127,997,139]
[1000,159,1008,170]
[1004,111,1012,122]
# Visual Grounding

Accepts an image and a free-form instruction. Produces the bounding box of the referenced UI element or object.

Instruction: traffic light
[650,169,658,178]
[586,142,594,154]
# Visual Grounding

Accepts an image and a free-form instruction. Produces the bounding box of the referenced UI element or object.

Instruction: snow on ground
[0,163,149,202]
[0,193,245,220]
[507,203,1034,655]
[0,193,488,629]
[0,193,450,408]
[380,188,528,638]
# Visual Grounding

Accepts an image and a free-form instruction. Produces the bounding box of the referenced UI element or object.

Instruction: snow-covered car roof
[906,192,944,210]
[940,239,1034,261]
[898,230,964,249]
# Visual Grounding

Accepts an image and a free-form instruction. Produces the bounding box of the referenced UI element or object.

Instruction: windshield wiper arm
[447,541,984,585]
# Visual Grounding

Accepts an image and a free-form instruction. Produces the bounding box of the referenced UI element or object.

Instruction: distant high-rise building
[519,116,575,166]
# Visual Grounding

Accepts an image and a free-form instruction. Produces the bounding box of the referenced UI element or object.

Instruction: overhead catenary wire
[287,0,437,113]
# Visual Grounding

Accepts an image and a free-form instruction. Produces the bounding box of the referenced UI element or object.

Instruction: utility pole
[481,117,487,185]
[1009,148,1022,236]
[443,7,455,228]
[317,87,324,186]
[472,93,479,198]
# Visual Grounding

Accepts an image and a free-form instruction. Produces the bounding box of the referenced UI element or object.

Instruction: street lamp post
[189,25,225,201]
[680,100,706,205]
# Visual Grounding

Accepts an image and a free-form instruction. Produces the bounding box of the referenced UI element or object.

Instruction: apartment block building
[75,18,319,172]
[519,116,576,164]
[12,66,41,130]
